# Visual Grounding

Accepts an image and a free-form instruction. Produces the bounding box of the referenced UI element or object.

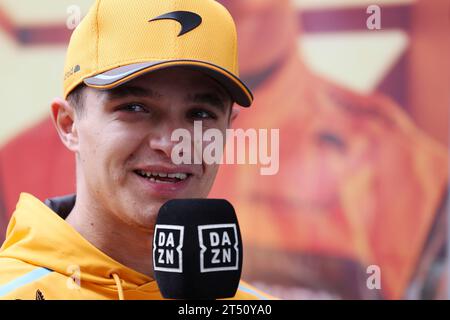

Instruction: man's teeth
[137,170,188,181]
[168,173,188,179]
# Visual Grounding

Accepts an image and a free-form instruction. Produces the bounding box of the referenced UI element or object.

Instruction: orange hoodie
[0,193,271,300]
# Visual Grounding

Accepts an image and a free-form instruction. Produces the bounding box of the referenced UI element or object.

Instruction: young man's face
[73,68,235,229]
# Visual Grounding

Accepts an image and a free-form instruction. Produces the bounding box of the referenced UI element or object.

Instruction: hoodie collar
[44,194,76,220]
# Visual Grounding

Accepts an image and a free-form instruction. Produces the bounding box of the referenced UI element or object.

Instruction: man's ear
[228,105,240,128]
[50,98,79,152]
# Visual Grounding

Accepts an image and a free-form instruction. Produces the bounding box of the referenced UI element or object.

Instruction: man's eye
[120,104,148,113]
[189,109,217,120]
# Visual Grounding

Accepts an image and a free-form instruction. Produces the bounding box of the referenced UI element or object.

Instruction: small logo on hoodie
[36,289,45,300]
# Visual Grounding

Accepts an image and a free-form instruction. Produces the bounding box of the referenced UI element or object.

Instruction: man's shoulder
[231,281,276,300]
[0,257,34,277]
[0,257,53,300]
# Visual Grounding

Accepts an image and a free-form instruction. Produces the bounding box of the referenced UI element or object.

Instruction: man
[210,0,448,299]
[0,0,270,300]
[1,0,447,300]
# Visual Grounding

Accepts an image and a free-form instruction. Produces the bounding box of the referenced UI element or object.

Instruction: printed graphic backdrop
[0,0,448,299]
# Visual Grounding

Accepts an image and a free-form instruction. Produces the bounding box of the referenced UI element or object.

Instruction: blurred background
[0,0,448,299]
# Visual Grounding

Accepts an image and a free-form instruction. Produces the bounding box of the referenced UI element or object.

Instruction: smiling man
[0,0,270,300]
[62,69,235,279]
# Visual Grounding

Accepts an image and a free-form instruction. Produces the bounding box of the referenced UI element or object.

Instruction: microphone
[152,199,243,299]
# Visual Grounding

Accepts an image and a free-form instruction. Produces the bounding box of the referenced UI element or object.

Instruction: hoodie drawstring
[112,273,124,300]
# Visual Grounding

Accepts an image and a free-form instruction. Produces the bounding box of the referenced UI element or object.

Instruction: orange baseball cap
[63,0,253,107]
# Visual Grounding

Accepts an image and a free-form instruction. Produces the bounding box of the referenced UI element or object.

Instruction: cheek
[202,136,222,176]
[207,164,220,181]
[77,125,103,166]
[198,163,220,197]
[104,128,147,172]
[201,126,228,155]
[77,123,146,177]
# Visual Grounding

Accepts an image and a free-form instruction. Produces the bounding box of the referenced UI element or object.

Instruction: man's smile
[134,170,190,184]
[131,164,198,197]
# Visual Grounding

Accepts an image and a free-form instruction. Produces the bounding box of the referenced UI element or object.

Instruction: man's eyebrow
[187,93,227,114]
[104,85,161,101]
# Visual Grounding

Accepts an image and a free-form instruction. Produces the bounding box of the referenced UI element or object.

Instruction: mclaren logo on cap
[149,11,202,37]
[198,224,239,273]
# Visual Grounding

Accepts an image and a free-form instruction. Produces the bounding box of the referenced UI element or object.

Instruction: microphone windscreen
[153,199,243,299]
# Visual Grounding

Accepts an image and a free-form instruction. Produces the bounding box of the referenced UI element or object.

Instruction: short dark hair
[67,84,86,117]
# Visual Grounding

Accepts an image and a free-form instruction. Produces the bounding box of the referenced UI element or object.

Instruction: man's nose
[148,122,184,160]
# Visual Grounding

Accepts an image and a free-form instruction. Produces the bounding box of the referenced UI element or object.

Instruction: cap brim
[84,60,253,107]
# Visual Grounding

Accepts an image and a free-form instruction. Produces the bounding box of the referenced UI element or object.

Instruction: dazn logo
[153,225,184,273]
[198,224,239,273]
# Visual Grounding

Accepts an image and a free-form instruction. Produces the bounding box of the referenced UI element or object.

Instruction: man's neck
[66,196,155,279]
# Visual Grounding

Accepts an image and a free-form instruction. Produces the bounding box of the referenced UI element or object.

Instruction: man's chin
[126,205,160,231]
